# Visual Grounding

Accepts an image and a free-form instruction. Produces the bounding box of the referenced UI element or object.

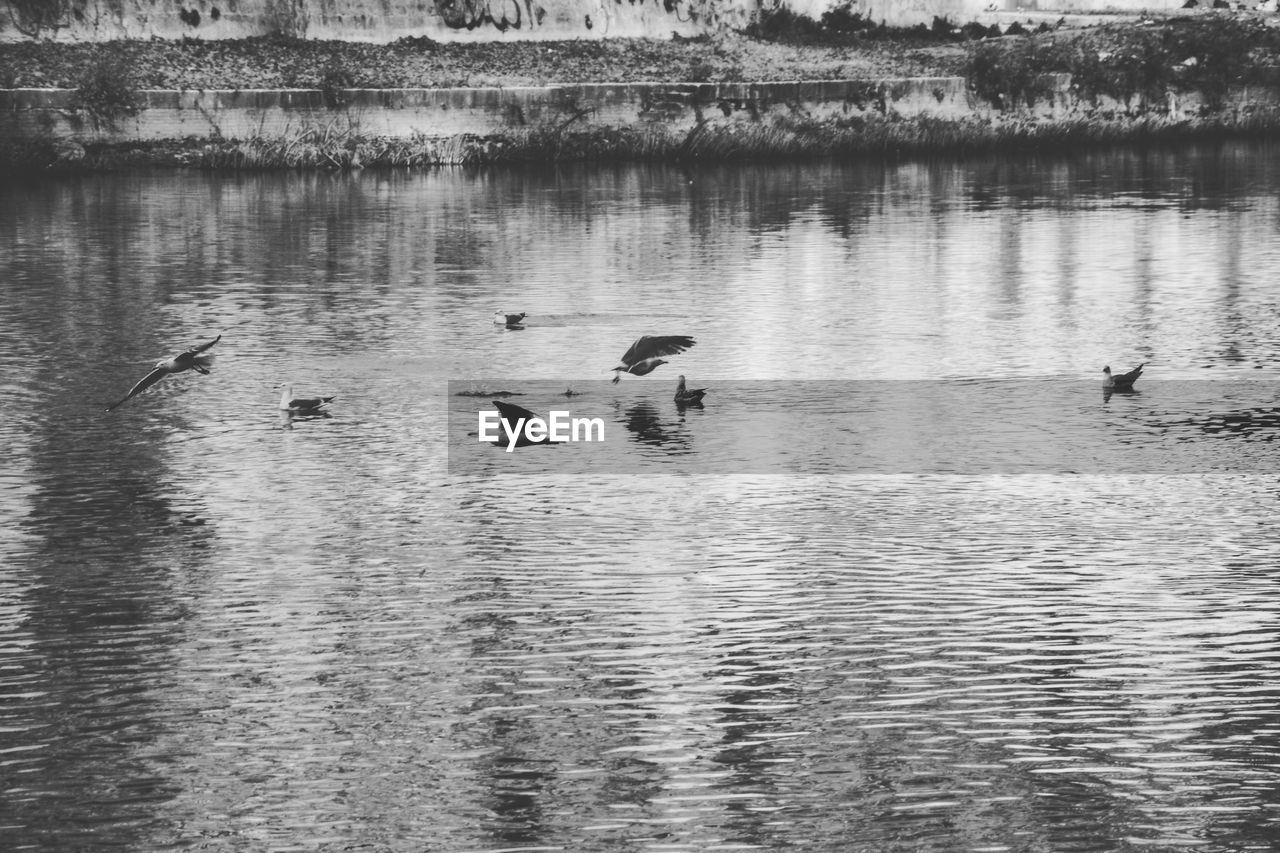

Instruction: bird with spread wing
[610,335,695,384]
[106,334,221,411]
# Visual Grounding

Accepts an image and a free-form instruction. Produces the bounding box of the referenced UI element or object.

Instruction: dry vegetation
[6,8,1280,171]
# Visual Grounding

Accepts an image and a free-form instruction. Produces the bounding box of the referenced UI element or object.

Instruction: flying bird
[278,384,335,414]
[611,335,695,384]
[1103,363,1144,391]
[674,375,707,406]
[494,312,526,328]
[106,334,221,411]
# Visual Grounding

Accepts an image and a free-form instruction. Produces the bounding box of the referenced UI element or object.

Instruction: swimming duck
[278,385,335,413]
[106,334,221,411]
[611,335,695,384]
[1103,363,1144,391]
[494,312,526,328]
[674,375,707,405]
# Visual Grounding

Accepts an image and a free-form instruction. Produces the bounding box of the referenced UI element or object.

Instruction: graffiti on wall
[432,0,713,33]
[587,0,747,36]
[433,0,543,31]
[4,0,77,37]
[0,0,746,42]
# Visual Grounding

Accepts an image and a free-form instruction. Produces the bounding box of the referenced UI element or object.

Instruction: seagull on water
[674,375,707,406]
[106,334,221,411]
[278,384,335,414]
[1103,363,1144,391]
[611,335,696,384]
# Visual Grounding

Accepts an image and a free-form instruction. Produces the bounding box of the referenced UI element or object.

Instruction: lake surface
[4,145,1280,851]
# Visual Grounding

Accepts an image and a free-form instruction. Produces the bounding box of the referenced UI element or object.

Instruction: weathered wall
[5,76,1270,146]
[0,0,736,42]
[0,0,1184,44]
[0,79,988,140]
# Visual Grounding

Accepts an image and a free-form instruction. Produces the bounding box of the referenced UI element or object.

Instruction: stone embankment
[4,12,1280,170]
[1,77,985,141]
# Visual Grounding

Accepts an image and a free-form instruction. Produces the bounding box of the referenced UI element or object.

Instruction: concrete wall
[0,0,735,42]
[0,79,988,140]
[0,0,1183,43]
[7,76,1269,147]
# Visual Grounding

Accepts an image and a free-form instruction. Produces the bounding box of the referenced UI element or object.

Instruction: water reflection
[1191,407,1280,440]
[277,408,334,429]
[6,374,212,849]
[618,400,692,451]
[6,145,1280,850]
[1102,386,1139,404]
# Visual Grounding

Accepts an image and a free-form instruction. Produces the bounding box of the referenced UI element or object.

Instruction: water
[4,146,1280,851]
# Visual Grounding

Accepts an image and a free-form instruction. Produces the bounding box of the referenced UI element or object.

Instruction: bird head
[1102,366,1111,375]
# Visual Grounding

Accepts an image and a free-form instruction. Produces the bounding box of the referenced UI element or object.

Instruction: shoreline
[8,104,1279,174]
[5,13,1280,172]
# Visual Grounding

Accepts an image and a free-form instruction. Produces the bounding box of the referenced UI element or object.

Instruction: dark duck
[674,375,707,406]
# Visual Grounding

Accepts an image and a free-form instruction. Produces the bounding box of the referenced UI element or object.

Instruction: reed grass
[464,108,1280,164]
[185,121,488,169]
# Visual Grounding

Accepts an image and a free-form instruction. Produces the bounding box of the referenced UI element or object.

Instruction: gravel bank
[0,33,968,90]
[5,13,1280,95]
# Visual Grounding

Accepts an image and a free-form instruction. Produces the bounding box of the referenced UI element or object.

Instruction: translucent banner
[448,379,1280,475]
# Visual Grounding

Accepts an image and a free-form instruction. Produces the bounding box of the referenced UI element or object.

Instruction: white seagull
[106,334,221,411]
[278,384,335,414]
[1103,363,1144,391]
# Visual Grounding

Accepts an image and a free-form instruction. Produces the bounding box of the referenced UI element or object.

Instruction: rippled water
[5,146,1280,851]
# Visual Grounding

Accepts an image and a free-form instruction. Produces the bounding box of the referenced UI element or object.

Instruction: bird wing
[106,366,168,411]
[1117,363,1145,383]
[619,335,696,366]
[185,334,221,356]
[493,400,541,429]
